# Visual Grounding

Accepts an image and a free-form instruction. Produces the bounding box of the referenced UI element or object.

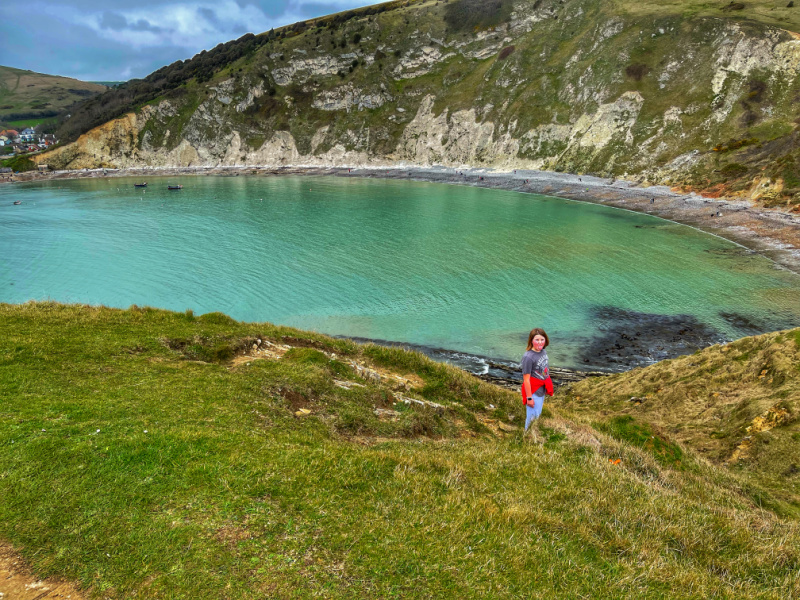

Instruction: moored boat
[167,185,183,190]
[134,182,147,188]
[13,200,21,205]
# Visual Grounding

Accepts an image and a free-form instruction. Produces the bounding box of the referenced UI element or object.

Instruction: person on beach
[521,328,554,431]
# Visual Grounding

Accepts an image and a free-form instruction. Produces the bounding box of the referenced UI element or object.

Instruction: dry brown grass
[561,328,800,512]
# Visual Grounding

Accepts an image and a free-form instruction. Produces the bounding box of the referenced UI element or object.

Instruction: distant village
[0,126,58,155]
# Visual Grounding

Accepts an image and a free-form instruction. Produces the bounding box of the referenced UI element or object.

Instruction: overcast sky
[1,1,376,81]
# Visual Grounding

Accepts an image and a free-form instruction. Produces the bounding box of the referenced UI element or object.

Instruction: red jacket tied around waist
[521,377,554,404]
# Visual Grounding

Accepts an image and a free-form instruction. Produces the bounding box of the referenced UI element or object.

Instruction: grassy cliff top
[616,0,800,32]
[0,302,798,598]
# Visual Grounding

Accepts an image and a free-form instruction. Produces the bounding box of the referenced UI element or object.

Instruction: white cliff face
[394,92,643,169]
[210,79,236,105]
[638,106,686,157]
[710,24,800,122]
[236,83,265,112]
[571,91,644,150]
[312,84,393,111]
[521,124,573,160]
[396,95,496,165]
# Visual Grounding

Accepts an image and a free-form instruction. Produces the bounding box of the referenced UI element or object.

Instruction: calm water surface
[2,175,799,370]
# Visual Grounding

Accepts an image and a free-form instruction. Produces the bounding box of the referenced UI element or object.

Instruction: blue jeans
[525,395,544,430]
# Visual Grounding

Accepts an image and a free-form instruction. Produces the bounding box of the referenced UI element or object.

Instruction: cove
[2,175,800,371]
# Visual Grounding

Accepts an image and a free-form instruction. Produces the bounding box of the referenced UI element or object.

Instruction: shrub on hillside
[722,2,746,11]
[444,0,514,32]
[747,78,767,102]
[720,162,748,178]
[498,45,515,59]
[2,110,61,121]
[625,63,649,81]
[741,111,758,126]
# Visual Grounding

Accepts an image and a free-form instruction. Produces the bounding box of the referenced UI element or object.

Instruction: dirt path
[0,543,84,600]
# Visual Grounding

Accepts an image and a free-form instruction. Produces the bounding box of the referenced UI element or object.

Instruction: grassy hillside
[0,66,107,123]
[616,0,800,30]
[564,327,800,515]
[1,302,798,598]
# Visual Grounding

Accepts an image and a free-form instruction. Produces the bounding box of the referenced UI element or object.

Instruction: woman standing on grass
[521,328,554,431]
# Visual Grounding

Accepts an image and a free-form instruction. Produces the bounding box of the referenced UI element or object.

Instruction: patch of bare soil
[230,339,424,392]
[0,542,84,599]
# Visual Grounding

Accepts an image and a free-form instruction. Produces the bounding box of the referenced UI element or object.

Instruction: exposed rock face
[313,84,393,111]
[37,0,800,205]
[394,46,456,79]
[710,25,800,123]
[273,54,360,85]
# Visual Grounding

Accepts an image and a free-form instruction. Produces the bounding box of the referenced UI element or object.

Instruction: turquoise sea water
[2,175,799,370]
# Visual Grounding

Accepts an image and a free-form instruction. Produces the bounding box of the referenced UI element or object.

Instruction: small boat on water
[13,200,21,205]
[167,185,183,190]
[134,182,147,188]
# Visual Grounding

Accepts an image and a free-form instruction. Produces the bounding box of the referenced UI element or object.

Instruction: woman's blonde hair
[526,328,549,351]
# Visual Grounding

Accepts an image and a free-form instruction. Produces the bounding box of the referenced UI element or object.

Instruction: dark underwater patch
[578,306,726,371]
[718,311,767,336]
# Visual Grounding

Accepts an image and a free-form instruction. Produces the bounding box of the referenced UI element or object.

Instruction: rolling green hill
[0,302,798,598]
[38,0,800,208]
[0,65,107,125]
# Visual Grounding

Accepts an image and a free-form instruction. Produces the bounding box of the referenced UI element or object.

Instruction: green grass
[3,117,56,129]
[613,0,800,33]
[595,415,684,467]
[1,302,799,598]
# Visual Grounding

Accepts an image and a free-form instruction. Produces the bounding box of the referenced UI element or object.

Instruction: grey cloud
[99,12,163,34]
[1,7,195,80]
[198,7,222,29]
[129,19,164,33]
[0,0,378,80]
[41,0,186,9]
[99,11,128,31]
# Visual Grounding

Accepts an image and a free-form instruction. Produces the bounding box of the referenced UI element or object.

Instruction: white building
[19,128,37,142]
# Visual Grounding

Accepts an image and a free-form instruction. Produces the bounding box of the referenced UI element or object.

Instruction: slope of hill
[37,0,800,208]
[0,66,107,123]
[0,302,798,598]
[563,327,800,515]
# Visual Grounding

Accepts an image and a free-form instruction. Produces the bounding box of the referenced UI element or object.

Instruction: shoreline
[339,336,606,389]
[7,163,800,275]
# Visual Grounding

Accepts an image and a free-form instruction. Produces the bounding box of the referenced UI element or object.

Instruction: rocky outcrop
[273,54,363,85]
[394,46,455,79]
[312,84,393,111]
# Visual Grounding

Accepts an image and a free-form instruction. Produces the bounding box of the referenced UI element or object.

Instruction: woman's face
[532,335,546,352]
